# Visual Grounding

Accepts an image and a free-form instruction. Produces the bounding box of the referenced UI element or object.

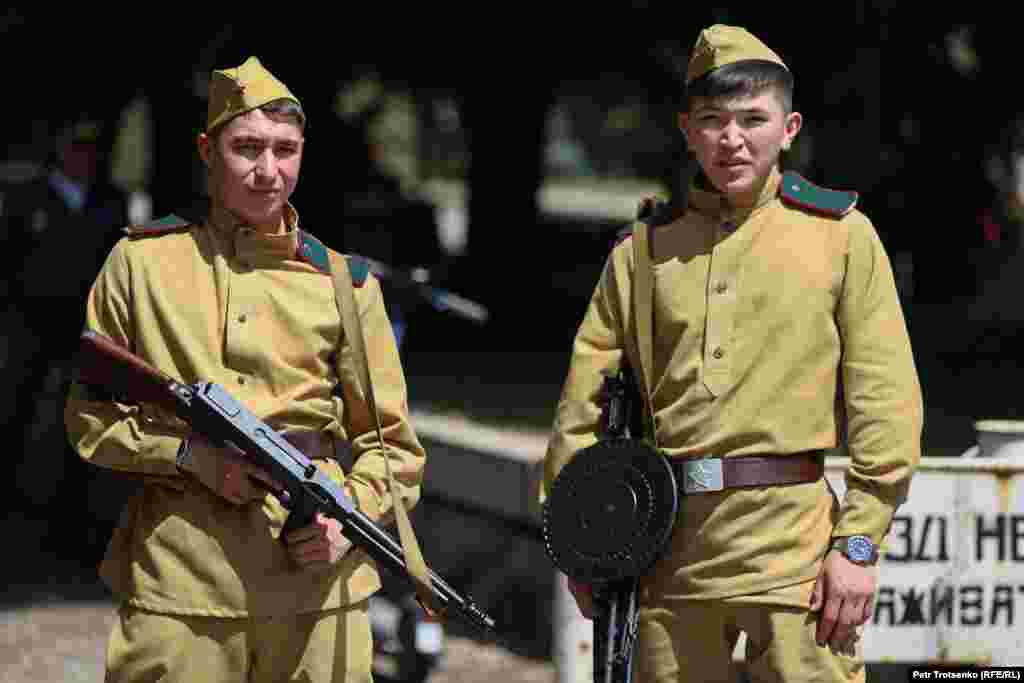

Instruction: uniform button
[712,347,725,359]
[238,376,246,385]
[715,281,728,294]
[238,314,247,324]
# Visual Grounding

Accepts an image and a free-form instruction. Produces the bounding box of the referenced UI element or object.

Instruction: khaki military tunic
[65,203,425,618]
[543,167,923,605]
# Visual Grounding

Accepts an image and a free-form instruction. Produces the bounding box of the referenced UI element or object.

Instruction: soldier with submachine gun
[64,54,491,683]
[542,24,922,683]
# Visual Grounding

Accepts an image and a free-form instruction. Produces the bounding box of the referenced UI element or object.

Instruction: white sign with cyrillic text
[827,459,1024,665]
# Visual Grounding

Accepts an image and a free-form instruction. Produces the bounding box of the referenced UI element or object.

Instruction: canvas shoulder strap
[326,251,435,611]
[631,220,658,446]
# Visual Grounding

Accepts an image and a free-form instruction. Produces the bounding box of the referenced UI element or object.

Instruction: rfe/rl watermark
[909,667,1023,680]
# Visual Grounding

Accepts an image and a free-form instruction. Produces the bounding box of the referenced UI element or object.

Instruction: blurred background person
[1,113,131,569]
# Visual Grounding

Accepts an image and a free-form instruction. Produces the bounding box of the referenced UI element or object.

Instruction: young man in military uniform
[542,25,922,682]
[65,57,425,682]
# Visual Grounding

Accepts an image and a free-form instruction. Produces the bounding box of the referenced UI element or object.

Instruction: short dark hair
[209,98,306,140]
[684,60,794,114]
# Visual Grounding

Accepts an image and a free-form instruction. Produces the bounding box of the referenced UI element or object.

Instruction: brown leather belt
[670,451,824,494]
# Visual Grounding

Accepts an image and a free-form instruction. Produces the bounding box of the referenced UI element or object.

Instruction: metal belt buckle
[681,457,724,494]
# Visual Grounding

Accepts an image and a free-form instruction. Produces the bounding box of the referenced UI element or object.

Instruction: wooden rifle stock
[75,331,190,414]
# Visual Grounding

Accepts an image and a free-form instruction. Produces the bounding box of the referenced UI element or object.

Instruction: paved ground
[1,602,112,683]
[0,601,555,683]
[0,510,554,683]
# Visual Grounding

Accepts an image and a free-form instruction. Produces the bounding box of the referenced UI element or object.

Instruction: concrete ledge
[410,409,1024,533]
[826,454,1024,473]
[411,410,547,526]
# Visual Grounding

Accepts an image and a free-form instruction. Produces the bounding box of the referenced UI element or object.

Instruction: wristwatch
[830,535,879,566]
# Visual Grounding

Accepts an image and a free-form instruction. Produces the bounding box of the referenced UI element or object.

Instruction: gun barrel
[427,289,489,324]
[340,507,496,630]
[363,257,489,324]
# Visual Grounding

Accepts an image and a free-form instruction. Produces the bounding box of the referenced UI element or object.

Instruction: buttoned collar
[687,166,782,229]
[206,202,301,263]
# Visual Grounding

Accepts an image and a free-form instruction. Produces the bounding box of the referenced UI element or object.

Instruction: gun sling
[325,252,437,617]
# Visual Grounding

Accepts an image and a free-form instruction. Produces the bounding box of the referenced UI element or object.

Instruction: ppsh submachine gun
[543,366,679,683]
[73,331,496,635]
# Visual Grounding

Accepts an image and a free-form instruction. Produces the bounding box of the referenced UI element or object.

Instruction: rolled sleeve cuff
[831,486,901,545]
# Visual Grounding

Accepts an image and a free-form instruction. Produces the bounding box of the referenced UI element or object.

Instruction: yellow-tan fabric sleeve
[542,241,633,505]
[833,212,924,544]
[64,239,186,483]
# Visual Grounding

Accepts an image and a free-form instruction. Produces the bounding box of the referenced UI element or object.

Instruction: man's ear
[782,111,803,150]
[678,112,690,133]
[197,132,212,167]
[678,112,690,146]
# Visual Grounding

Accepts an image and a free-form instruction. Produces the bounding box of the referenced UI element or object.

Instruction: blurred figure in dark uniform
[978,116,1024,256]
[965,116,1024,357]
[0,114,129,566]
[333,71,450,353]
[333,73,481,683]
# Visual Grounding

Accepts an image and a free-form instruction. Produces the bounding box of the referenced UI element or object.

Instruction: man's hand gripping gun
[74,330,496,635]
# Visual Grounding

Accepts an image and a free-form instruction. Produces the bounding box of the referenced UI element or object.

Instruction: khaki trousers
[634,599,864,683]
[105,602,373,683]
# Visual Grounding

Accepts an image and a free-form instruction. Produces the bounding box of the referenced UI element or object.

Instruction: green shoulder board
[346,255,370,288]
[297,230,331,273]
[779,171,858,218]
[297,230,370,287]
[122,214,193,237]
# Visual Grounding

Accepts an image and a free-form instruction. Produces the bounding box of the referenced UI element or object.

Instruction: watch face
[847,535,875,563]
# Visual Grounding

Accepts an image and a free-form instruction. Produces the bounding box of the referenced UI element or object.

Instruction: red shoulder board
[779,171,858,218]
[122,214,193,237]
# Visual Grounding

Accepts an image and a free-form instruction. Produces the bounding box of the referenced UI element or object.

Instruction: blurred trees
[4,7,1024,523]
